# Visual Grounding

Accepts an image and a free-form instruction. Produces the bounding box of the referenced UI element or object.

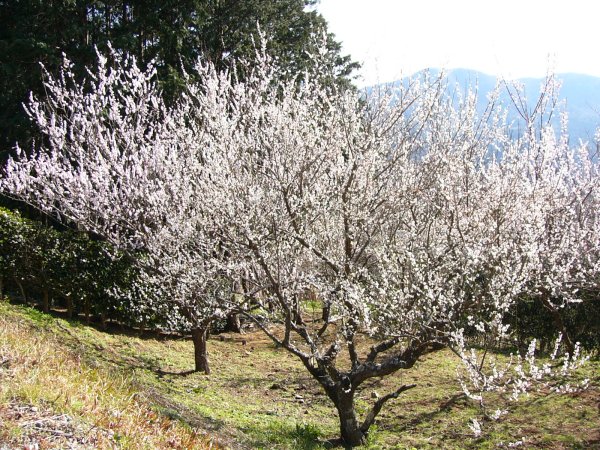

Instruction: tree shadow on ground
[155,368,196,377]
[394,392,467,433]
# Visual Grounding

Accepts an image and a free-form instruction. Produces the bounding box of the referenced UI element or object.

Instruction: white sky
[317,0,600,86]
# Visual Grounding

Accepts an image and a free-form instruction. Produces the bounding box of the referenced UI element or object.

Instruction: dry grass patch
[0,301,216,449]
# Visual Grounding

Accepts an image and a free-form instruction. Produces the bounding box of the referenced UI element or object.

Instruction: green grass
[1,299,598,449]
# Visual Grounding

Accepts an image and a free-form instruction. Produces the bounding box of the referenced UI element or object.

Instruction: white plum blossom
[468,418,483,437]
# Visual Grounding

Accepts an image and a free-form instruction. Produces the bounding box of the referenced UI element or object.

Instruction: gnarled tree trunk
[296,338,423,447]
[328,387,366,446]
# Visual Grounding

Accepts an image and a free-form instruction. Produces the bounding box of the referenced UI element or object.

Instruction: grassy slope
[0,300,598,449]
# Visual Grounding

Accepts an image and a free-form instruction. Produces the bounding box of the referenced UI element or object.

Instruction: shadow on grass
[142,387,228,440]
[251,422,332,450]
[395,392,467,433]
[155,368,196,377]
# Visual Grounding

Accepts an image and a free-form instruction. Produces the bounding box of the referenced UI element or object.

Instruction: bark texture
[191,325,210,374]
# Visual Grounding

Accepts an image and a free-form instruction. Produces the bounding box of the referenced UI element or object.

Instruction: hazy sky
[317,0,600,86]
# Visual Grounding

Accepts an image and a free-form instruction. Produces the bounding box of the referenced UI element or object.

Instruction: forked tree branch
[360,383,417,432]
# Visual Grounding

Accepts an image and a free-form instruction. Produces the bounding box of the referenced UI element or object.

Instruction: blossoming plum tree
[1,51,238,374]
[2,45,597,445]
[193,64,598,443]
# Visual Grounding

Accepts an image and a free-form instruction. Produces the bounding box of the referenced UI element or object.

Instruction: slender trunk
[84,298,90,324]
[225,279,243,333]
[321,300,331,322]
[191,324,210,374]
[83,4,89,46]
[42,288,50,313]
[66,295,74,319]
[15,278,26,304]
[292,294,305,325]
[0,276,3,299]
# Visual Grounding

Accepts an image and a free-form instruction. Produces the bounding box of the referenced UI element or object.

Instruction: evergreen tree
[0,0,358,156]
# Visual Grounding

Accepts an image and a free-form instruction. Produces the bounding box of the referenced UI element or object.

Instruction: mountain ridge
[390,69,600,144]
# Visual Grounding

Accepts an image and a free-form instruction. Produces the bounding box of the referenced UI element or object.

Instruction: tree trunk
[0,276,3,299]
[66,295,74,319]
[100,313,107,330]
[333,389,366,447]
[541,295,575,355]
[321,300,331,323]
[224,312,242,333]
[225,279,243,333]
[15,278,27,304]
[42,288,50,313]
[191,324,210,374]
[84,298,90,324]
